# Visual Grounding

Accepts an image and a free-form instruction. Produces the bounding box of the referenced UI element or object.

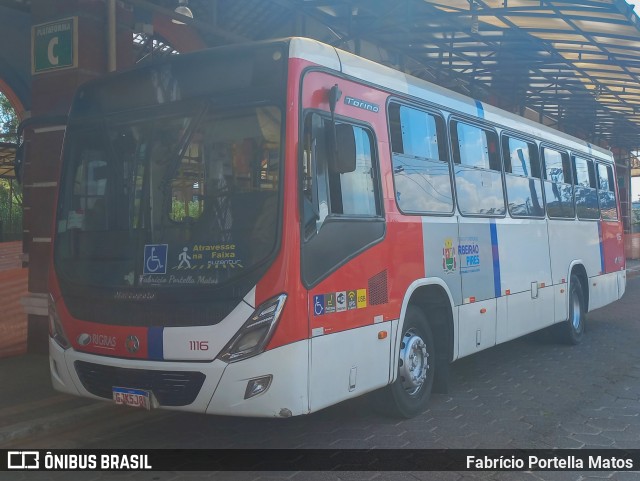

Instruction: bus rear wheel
[381,305,435,418]
[559,274,586,345]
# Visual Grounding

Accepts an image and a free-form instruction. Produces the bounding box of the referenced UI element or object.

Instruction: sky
[629,0,640,8]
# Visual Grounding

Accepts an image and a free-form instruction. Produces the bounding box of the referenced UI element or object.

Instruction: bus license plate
[112,387,152,410]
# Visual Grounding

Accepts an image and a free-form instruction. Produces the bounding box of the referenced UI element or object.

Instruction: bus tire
[381,305,435,418]
[560,274,586,345]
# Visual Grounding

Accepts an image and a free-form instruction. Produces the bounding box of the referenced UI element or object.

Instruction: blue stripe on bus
[489,220,501,298]
[475,100,485,119]
[148,327,164,360]
[597,221,605,274]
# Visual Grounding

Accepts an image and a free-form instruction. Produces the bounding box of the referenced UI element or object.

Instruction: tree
[0,92,18,139]
[0,92,21,240]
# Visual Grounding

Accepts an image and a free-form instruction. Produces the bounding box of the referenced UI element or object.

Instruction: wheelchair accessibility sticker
[143,244,168,275]
[313,289,367,316]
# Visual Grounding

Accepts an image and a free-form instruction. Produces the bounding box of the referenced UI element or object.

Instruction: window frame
[449,116,506,218]
[298,107,386,288]
[327,118,383,219]
[386,100,455,216]
[500,132,545,219]
[540,143,575,220]
[300,109,384,233]
[572,154,600,221]
[596,161,619,221]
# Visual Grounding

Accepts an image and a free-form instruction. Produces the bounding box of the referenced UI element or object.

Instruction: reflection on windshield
[55,106,282,289]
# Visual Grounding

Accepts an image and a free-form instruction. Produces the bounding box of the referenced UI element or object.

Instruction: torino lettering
[344,96,380,113]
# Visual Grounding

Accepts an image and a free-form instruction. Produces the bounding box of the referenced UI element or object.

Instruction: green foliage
[0,179,22,239]
[0,92,18,139]
[171,199,201,222]
[0,93,21,238]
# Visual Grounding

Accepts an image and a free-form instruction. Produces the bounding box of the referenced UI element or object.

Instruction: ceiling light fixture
[172,0,193,24]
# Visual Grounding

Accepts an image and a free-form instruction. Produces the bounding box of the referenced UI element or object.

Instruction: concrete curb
[0,402,110,446]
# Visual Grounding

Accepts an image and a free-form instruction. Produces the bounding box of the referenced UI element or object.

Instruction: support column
[22,0,133,352]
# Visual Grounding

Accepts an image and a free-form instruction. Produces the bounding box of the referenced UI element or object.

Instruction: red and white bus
[48,37,626,418]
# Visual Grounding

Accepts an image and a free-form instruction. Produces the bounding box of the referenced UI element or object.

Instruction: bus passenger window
[597,163,618,220]
[451,121,504,216]
[453,121,500,171]
[389,103,447,160]
[388,103,453,214]
[502,136,544,218]
[542,147,574,219]
[573,156,599,220]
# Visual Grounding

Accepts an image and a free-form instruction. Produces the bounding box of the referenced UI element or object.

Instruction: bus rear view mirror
[328,122,356,174]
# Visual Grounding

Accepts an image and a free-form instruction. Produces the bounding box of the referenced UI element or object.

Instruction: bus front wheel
[384,305,435,418]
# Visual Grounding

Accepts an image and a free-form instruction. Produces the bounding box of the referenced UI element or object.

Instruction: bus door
[299,71,392,410]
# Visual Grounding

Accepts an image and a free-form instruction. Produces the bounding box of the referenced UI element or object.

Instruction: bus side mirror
[328,123,356,174]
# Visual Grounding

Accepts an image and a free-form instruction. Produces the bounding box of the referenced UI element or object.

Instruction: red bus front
[48,40,316,417]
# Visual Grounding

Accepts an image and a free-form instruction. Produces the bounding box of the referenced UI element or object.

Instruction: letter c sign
[48,37,59,66]
[33,17,76,74]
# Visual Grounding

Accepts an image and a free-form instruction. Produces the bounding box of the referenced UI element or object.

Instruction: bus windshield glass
[54,105,282,290]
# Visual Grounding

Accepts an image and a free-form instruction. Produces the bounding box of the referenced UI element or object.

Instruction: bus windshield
[54,104,282,291]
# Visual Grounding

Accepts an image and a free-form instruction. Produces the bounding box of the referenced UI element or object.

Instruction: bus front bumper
[49,338,310,418]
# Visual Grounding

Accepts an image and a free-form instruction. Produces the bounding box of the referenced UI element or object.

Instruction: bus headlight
[49,295,71,350]
[218,294,286,363]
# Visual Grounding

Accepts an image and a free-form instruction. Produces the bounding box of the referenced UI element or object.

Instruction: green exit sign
[32,17,78,74]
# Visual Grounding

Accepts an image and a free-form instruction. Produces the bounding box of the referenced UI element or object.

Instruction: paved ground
[0,241,27,358]
[2,274,639,481]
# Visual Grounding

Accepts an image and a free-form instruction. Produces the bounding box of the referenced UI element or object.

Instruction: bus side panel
[504,287,554,342]
[496,218,554,340]
[547,220,601,284]
[589,272,620,311]
[497,219,552,296]
[309,323,391,413]
[600,220,624,274]
[455,218,498,356]
[458,299,496,357]
[457,218,498,304]
[421,216,461,306]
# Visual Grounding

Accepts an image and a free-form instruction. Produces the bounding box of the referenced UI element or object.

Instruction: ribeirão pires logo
[443,237,457,273]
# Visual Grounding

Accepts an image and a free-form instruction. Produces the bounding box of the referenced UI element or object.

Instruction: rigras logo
[7,451,39,469]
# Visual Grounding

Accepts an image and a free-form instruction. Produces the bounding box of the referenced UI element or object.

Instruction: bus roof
[289,37,613,163]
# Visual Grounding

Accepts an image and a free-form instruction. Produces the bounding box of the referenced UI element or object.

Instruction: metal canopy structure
[147,0,640,151]
[0,142,17,179]
[3,0,640,150]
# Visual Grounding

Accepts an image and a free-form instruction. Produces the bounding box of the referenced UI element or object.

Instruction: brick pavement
[3,277,640,481]
[0,241,27,358]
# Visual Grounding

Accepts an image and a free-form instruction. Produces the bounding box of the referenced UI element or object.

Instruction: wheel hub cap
[399,329,429,395]
[572,289,582,330]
